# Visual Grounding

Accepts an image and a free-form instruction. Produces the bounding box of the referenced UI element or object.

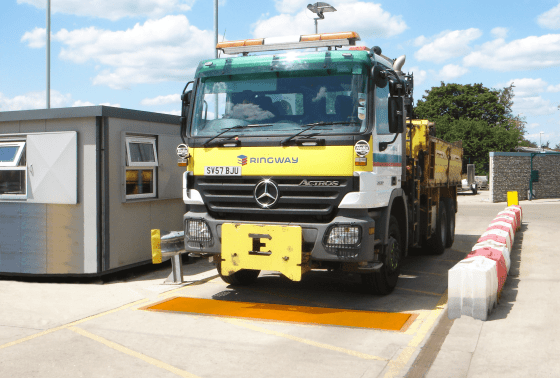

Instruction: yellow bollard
[507,191,519,206]
[151,229,162,264]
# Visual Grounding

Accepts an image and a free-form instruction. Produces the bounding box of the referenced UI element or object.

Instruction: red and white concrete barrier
[449,204,522,320]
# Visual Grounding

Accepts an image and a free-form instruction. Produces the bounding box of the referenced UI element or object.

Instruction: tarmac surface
[0,191,558,377]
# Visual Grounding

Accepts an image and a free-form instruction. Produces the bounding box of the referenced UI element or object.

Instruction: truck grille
[194,176,355,221]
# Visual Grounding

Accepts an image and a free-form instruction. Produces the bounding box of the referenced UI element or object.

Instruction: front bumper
[182,209,378,263]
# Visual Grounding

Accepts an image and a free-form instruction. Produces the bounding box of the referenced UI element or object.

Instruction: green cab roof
[195,50,392,79]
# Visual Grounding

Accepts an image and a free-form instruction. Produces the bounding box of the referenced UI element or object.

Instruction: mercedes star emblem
[254,179,279,208]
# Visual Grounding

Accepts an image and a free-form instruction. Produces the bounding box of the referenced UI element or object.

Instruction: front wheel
[362,215,402,295]
[216,261,260,286]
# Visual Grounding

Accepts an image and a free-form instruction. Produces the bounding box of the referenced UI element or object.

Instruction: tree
[434,118,520,175]
[415,82,509,126]
[414,82,523,175]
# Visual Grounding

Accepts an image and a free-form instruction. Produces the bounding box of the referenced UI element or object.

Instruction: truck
[172,31,462,294]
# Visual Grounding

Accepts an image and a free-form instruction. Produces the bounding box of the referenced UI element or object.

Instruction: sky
[1,0,559,146]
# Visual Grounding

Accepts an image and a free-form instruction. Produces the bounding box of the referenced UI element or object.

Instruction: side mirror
[181,90,192,106]
[388,97,404,134]
[180,90,192,136]
[371,65,388,88]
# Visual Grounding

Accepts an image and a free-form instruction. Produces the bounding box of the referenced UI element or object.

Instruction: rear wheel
[426,200,447,255]
[362,215,402,295]
[444,198,455,248]
[216,261,260,286]
[472,183,478,195]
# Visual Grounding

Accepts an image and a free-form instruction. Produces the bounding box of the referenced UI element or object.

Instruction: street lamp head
[307,2,337,19]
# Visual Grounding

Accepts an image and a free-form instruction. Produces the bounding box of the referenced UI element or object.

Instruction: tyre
[216,261,260,286]
[362,215,402,295]
[443,198,455,248]
[426,200,447,255]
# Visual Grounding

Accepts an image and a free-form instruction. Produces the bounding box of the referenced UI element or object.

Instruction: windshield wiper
[203,124,273,147]
[280,121,354,146]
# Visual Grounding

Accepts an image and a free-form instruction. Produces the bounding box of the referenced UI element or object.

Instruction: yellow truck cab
[174,31,461,294]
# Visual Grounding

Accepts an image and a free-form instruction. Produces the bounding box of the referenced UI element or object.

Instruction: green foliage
[435,118,520,175]
[519,139,538,148]
[414,82,526,175]
[415,82,509,127]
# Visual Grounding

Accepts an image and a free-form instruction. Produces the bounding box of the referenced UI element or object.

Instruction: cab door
[372,83,402,207]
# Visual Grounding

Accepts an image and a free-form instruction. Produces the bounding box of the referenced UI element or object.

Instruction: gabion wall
[489,152,560,202]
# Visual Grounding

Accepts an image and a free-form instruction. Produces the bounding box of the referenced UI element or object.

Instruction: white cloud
[528,123,540,129]
[158,109,182,116]
[141,94,181,106]
[0,90,72,111]
[99,102,121,107]
[437,64,469,80]
[253,1,407,40]
[412,35,428,46]
[414,28,482,63]
[406,67,427,86]
[0,91,120,111]
[491,27,508,39]
[72,100,95,107]
[21,27,47,48]
[17,0,195,21]
[463,34,560,71]
[274,0,308,14]
[537,3,560,30]
[36,15,213,89]
[547,83,560,92]
[500,78,549,97]
[513,96,557,116]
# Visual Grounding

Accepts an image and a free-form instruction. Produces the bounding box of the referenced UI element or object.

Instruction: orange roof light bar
[216,31,360,55]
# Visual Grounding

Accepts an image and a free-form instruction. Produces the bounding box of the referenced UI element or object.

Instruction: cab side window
[376,85,390,135]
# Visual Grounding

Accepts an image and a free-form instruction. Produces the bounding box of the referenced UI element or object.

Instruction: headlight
[185,219,212,243]
[323,224,362,249]
[177,144,190,158]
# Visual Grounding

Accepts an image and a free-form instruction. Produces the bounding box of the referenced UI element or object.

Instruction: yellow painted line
[69,327,201,378]
[383,290,448,378]
[221,318,388,361]
[404,311,429,336]
[0,298,150,351]
[143,297,411,331]
[395,287,443,297]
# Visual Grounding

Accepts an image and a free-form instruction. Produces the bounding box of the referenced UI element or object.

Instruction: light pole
[46,0,50,109]
[540,131,544,151]
[307,2,337,48]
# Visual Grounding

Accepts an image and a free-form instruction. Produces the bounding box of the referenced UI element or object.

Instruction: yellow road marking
[395,287,443,297]
[221,318,388,361]
[404,311,429,336]
[383,290,448,378]
[0,298,150,351]
[69,327,201,378]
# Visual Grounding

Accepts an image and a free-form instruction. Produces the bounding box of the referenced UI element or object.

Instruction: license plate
[204,166,241,176]
[221,224,303,281]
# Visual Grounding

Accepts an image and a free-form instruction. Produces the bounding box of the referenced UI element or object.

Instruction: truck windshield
[190,72,368,137]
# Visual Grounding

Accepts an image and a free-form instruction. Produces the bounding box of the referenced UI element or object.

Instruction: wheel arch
[370,189,409,257]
